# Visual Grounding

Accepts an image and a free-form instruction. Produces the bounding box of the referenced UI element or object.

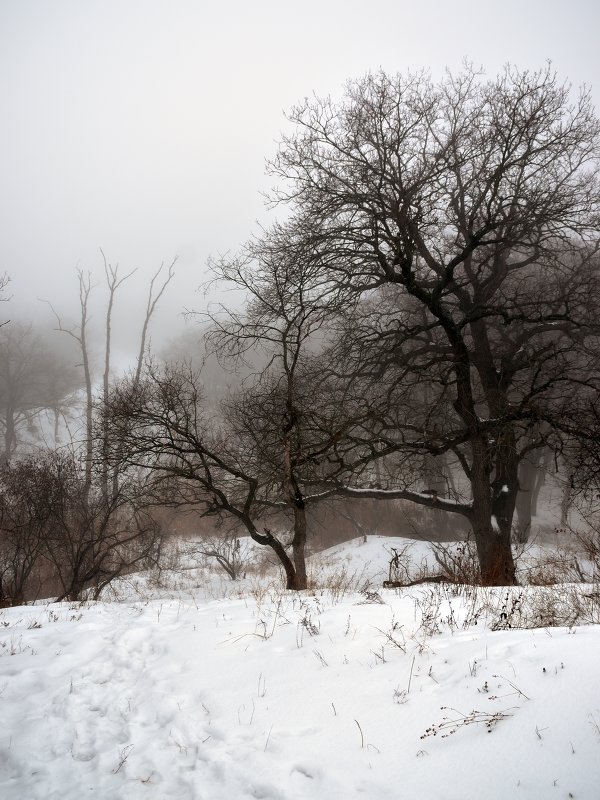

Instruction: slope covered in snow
[0,536,598,799]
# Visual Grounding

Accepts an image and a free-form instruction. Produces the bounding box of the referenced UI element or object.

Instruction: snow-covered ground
[1,536,599,799]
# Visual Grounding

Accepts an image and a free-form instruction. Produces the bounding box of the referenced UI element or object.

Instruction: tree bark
[262,531,301,590]
[470,436,517,585]
[291,502,308,589]
[282,408,309,590]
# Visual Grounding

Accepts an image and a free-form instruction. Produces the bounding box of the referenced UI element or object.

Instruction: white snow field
[0,536,599,799]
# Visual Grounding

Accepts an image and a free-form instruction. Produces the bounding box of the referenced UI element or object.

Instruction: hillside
[0,536,598,799]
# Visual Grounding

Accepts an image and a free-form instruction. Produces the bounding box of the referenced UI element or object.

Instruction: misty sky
[1,0,599,356]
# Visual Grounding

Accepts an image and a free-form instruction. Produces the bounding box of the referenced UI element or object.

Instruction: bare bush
[384,544,437,587]
[569,521,600,582]
[430,540,481,585]
[514,546,586,586]
[0,458,51,605]
[186,531,251,581]
[1,451,162,603]
[307,560,372,602]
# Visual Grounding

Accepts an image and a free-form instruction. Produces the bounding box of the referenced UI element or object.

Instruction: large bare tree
[266,65,600,584]
[107,229,355,589]
[204,225,356,587]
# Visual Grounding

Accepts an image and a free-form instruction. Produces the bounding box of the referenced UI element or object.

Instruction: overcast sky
[1,0,599,355]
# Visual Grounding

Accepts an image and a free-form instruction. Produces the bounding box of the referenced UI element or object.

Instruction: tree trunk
[78,279,93,502]
[282,426,308,590]
[101,275,115,500]
[515,449,550,543]
[265,534,301,590]
[560,467,573,527]
[515,455,537,544]
[291,503,308,589]
[422,452,452,537]
[530,450,551,516]
[472,520,516,585]
[470,437,517,585]
[2,404,15,462]
[57,580,85,603]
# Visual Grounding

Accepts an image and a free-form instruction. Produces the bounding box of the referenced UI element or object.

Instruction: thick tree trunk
[472,521,516,585]
[264,534,301,590]
[470,437,517,585]
[56,580,86,603]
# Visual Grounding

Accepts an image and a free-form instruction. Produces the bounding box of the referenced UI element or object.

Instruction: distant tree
[105,363,298,585]
[0,273,10,327]
[50,258,176,499]
[189,527,250,580]
[49,270,95,496]
[0,322,81,461]
[0,457,51,605]
[514,445,553,543]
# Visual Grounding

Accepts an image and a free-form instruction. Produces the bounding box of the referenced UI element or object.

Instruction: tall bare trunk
[109,260,175,500]
[282,427,308,590]
[2,403,15,462]
[515,449,549,543]
[291,503,308,588]
[101,257,136,501]
[78,276,94,503]
[266,534,300,590]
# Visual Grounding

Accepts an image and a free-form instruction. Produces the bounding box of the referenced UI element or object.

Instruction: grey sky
[1,0,599,354]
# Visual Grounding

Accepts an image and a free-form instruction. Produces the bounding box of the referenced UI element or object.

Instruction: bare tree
[25,257,179,600]
[49,270,95,497]
[0,450,161,603]
[101,254,136,498]
[134,259,177,385]
[112,258,176,499]
[266,65,600,584]
[0,273,10,327]
[106,362,304,588]
[0,457,51,605]
[50,257,176,500]
[202,225,354,587]
[514,445,553,543]
[0,322,81,461]
[189,527,249,580]
[41,456,162,602]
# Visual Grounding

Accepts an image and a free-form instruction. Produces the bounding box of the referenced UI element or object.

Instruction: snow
[0,536,599,799]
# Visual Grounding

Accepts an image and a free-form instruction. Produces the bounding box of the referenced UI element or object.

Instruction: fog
[1,0,599,355]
